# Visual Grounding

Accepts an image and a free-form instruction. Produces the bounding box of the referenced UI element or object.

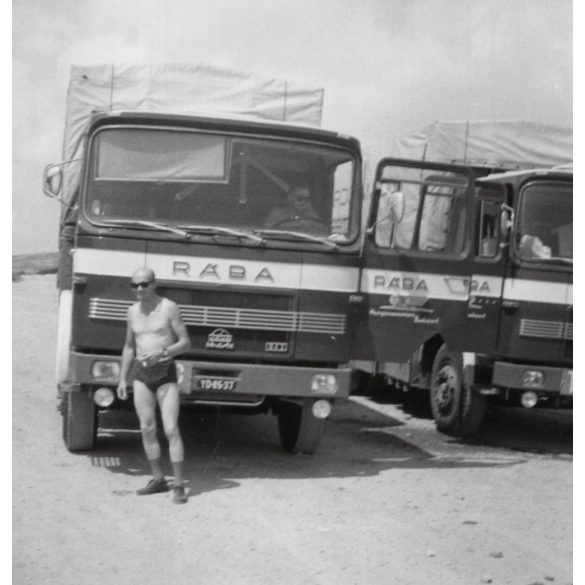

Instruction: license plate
[195,376,238,392]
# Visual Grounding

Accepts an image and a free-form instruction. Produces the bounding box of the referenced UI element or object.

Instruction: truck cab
[354,159,572,437]
[45,111,363,453]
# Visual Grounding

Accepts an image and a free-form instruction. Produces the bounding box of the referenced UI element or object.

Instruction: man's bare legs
[157,383,184,487]
[158,383,187,503]
[133,381,165,482]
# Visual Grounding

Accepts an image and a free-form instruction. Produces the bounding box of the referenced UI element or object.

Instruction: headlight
[91,361,120,382]
[94,387,115,407]
[312,399,332,419]
[310,374,338,395]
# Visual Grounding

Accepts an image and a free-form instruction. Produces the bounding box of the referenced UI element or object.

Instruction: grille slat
[520,318,573,341]
[89,297,346,334]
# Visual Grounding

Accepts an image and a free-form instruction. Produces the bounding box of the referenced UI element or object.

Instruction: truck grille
[89,298,346,334]
[519,318,573,341]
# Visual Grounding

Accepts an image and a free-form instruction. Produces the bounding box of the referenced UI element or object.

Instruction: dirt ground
[13,275,573,585]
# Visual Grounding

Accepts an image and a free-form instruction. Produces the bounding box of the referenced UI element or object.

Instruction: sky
[12,0,573,255]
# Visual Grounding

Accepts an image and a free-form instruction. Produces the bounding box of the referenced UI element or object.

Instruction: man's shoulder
[127,302,141,316]
[160,296,179,312]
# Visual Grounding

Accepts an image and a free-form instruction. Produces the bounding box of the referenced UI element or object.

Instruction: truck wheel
[430,345,486,437]
[277,400,325,455]
[62,387,97,451]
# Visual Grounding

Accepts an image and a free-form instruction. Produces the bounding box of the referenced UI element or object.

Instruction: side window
[372,166,469,255]
[331,160,353,235]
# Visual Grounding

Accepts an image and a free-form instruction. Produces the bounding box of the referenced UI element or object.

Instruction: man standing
[117,267,191,504]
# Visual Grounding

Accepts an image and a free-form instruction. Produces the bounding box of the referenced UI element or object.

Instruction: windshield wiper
[178,224,265,245]
[254,229,338,249]
[102,219,191,239]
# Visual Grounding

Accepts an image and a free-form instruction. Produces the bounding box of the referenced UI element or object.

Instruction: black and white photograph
[12,1,574,584]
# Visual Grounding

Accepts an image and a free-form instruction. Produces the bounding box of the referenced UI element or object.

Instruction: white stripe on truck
[73,247,360,292]
[361,268,570,305]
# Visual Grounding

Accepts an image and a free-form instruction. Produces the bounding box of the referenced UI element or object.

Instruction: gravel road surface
[13,275,572,585]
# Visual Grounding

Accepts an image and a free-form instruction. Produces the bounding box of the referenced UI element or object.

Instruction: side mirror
[499,204,514,247]
[43,164,63,199]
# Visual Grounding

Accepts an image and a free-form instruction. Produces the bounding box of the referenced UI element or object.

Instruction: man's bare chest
[132,311,170,337]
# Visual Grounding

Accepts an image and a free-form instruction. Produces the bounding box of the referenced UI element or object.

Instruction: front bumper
[492,361,573,395]
[61,351,351,401]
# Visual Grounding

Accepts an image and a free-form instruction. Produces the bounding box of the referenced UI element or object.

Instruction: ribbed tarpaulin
[62,63,324,162]
[392,120,572,169]
[361,120,572,223]
[59,63,324,204]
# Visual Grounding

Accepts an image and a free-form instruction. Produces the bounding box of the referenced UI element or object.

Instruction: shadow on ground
[73,397,531,500]
[353,374,572,457]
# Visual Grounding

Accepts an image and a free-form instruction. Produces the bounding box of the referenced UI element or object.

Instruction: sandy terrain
[13,275,572,585]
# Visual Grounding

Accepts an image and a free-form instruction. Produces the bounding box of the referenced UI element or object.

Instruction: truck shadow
[79,399,532,499]
[355,379,572,457]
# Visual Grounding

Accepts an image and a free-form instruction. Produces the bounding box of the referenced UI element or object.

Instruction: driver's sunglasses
[130,280,154,289]
[296,194,311,202]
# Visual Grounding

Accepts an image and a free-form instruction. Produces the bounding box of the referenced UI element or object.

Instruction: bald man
[117,267,191,504]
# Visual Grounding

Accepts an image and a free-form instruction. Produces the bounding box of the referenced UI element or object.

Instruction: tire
[430,345,486,437]
[277,399,325,455]
[62,387,98,451]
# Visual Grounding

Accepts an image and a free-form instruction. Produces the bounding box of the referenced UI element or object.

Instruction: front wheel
[430,345,486,437]
[62,387,97,451]
[276,399,325,454]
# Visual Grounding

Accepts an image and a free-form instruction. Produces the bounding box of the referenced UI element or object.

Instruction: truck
[353,121,573,437]
[43,64,363,454]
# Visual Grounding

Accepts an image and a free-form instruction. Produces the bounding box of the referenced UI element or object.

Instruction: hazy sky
[12,0,573,254]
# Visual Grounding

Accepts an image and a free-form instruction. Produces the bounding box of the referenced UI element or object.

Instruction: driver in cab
[264,185,324,232]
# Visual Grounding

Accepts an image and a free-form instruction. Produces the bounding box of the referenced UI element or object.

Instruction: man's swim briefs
[131,360,177,392]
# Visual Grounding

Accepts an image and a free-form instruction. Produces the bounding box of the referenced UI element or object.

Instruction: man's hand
[116,383,129,401]
[138,349,165,367]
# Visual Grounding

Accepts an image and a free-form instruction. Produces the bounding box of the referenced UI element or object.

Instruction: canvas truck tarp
[62,63,324,163]
[392,120,572,169]
[363,120,572,183]
[361,120,572,247]
[59,63,324,204]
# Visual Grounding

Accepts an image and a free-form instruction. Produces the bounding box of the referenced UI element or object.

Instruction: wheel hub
[435,365,457,414]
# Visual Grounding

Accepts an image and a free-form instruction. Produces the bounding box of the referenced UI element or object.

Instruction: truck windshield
[85,127,359,243]
[516,181,572,262]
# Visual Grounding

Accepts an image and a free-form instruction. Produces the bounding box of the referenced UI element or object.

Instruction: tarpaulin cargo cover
[63,63,325,163]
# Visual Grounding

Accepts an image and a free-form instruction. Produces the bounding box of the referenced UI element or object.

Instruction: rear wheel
[430,345,486,437]
[277,399,325,454]
[62,386,97,451]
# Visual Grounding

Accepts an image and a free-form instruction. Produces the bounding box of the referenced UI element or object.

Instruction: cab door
[498,176,573,364]
[354,159,476,362]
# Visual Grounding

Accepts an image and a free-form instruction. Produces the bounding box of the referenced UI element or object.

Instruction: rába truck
[43,64,363,454]
[354,121,572,437]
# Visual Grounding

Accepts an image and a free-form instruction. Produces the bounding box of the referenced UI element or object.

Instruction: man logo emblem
[206,329,234,350]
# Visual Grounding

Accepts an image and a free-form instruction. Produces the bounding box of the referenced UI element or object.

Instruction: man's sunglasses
[295,194,310,202]
[130,280,154,289]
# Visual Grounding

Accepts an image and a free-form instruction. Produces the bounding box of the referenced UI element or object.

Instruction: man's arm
[164,302,191,359]
[117,311,136,400]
